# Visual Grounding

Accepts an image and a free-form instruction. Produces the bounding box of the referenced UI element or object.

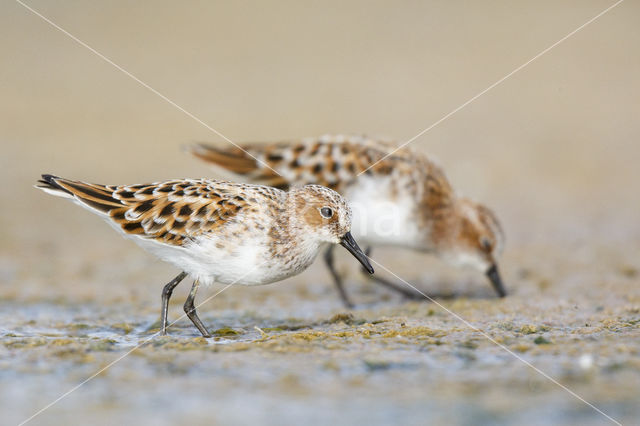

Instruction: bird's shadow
[359,274,502,303]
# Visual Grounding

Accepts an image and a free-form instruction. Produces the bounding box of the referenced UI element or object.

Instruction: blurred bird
[188,134,505,307]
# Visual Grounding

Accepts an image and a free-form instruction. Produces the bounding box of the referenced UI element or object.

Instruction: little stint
[36,174,373,336]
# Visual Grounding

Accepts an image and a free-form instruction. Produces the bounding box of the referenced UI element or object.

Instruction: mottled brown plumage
[189,136,448,194]
[37,176,257,246]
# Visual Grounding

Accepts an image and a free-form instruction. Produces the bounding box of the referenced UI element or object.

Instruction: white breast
[344,175,424,249]
[102,212,297,286]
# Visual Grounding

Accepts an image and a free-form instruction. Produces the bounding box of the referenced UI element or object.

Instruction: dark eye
[480,237,492,250]
[320,207,333,218]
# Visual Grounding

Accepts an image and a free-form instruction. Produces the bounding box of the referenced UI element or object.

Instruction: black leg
[360,247,425,300]
[324,245,355,309]
[183,280,212,337]
[161,271,188,335]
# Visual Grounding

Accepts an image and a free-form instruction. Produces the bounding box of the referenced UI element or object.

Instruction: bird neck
[266,191,323,270]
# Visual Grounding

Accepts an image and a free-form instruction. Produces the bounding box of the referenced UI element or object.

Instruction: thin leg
[360,247,425,300]
[161,271,188,335]
[184,280,212,337]
[324,245,355,309]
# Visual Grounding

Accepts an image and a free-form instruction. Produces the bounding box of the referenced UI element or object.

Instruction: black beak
[340,232,374,274]
[486,264,507,298]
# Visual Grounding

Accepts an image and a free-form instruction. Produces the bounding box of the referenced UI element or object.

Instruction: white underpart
[110,215,315,286]
[36,186,110,218]
[134,226,280,286]
[344,174,423,249]
[36,186,74,199]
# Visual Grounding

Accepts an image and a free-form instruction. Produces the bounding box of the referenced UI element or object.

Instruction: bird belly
[344,176,424,249]
[179,233,290,286]
[115,227,285,287]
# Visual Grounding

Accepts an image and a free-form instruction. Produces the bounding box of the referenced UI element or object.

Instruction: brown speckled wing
[41,176,249,246]
[189,135,413,192]
[190,144,290,189]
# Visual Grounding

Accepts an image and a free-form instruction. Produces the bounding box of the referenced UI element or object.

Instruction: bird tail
[35,174,75,198]
[35,174,123,214]
[186,143,290,189]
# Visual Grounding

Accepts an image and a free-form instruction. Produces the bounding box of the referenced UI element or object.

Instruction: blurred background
[1,1,639,425]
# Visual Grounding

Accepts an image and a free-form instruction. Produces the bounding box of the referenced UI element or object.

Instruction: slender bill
[340,232,374,274]
[486,264,507,297]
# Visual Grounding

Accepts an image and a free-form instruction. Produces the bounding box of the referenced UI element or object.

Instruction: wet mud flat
[1,243,639,425]
[1,1,639,423]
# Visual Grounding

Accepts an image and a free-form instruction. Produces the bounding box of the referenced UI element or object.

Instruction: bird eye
[480,237,492,250]
[320,207,333,218]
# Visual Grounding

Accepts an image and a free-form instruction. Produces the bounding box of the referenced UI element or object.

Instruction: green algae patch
[111,323,134,334]
[163,339,209,351]
[326,313,366,326]
[533,336,552,345]
[214,327,241,336]
[518,325,551,335]
[50,338,75,347]
[332,331,356,338]
[88,339,118,352]
[4,337,48,349]
[601,317,640,332]
[67,323,90,330]
[241,328,376,353]
[148,336,210,351]
[261,322,312,332]
[328,313,354,324]
[260,327,284,333]
[459,339,479,350]
[284,331,328,342]
[495,321,515,331]
[363,359,392,371]
[370,318,393,325]
[359,328,373,339]
[383,326,442,338]
[279,324,312,331]
[255,340,317,353]
[512,343,532,353]
[149,336,173,347]
[144,320,162,333]
[52,348,95,363]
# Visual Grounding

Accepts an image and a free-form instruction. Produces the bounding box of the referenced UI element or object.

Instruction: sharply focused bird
[36,174,373,336]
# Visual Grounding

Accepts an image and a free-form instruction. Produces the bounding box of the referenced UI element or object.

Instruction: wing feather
[37,175,252,246]
[187,135,435,192]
